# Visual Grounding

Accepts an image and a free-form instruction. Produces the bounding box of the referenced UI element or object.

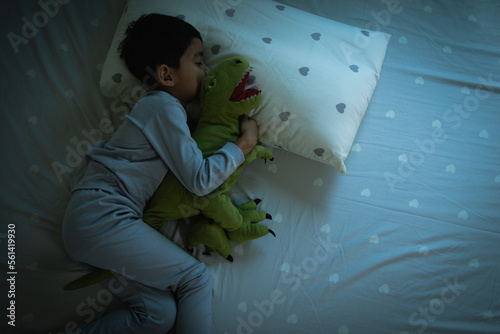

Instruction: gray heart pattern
[211,44,221,55]
[109,7,372,158]
[112,73,122,83]
[336,103,346,114]
[279,112,291,121]
[314,148,325,157]
[299,67,310,76]
[311,33,321,41]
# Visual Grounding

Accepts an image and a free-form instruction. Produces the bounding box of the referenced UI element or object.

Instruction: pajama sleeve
[138,99,244,197]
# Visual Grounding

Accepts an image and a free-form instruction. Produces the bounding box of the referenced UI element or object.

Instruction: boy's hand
[239,115,259,139]
[235,115,259,156]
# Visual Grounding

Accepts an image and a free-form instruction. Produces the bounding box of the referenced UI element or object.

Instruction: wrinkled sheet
[1,1,498,333]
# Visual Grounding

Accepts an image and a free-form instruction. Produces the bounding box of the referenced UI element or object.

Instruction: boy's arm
[145,103,245,197]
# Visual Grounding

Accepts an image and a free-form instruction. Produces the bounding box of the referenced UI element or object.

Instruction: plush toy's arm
[218,145,273,194]
[247,145,274,162]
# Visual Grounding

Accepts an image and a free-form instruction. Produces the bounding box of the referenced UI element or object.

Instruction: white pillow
[100,0,390,173]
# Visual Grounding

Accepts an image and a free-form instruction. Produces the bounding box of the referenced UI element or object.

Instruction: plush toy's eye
[208,79,216,89]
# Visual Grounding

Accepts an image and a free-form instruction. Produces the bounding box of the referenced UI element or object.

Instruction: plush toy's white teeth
[235,68,253,87]
[230,67,259,101]
[241,92,261,101]
[244,83,259,90]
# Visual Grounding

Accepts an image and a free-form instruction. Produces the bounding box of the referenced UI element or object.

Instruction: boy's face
[170,38,209,106]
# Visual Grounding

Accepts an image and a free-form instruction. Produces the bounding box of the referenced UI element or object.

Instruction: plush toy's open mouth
[229,67,261,102]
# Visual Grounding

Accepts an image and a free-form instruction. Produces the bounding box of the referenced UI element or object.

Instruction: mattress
[1,0,499,333]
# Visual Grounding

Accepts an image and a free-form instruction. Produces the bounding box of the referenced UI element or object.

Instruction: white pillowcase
[100,0,390,173]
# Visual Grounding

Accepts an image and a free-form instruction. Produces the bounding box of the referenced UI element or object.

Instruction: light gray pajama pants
[62,188,213,334]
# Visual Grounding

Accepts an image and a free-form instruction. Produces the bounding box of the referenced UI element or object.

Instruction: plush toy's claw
[226,255,234,262]
[254,198,262,205]
[266,213,272,220]
[269,229,276,237]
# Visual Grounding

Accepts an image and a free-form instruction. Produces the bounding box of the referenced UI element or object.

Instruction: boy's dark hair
[118,14,202,82]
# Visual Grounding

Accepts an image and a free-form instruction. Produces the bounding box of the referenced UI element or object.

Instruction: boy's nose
[204,64,210,75]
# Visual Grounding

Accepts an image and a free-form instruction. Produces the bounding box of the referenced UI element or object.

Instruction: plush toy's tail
[63,268,115,291]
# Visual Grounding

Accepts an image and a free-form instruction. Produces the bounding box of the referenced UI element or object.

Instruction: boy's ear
[156,64,174,87]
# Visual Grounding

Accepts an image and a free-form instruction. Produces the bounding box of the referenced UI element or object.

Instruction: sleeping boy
[62,14,259,333]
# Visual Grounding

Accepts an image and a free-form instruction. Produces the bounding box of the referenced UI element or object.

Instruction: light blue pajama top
[71,90,244,211]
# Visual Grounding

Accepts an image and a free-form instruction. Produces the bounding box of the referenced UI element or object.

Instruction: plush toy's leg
[225,199,275,243]
[237,199,260,211]
[200,195,273,232]
[237,199,272,224]
[227,221,275,244]
[187,200,275,262]
[186,219,232,260]
[199,194,244,231]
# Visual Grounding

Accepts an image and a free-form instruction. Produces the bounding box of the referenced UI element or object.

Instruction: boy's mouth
[229,67,261,102]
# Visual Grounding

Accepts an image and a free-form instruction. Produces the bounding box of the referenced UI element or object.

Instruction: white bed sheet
[1,1,499,333]
[1,1,126,332]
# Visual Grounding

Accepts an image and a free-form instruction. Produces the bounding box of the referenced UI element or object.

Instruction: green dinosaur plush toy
[64,56,274,290]
[143,56,276,260]
[142,56,274,232]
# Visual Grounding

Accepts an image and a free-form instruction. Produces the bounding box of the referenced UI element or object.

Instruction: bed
[1,0,499,333]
